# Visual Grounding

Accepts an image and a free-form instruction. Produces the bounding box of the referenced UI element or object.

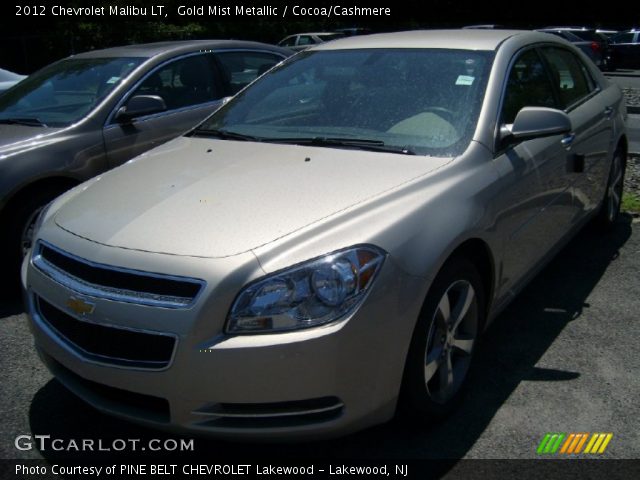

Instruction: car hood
[54,136,452,258]
[0,124,64,154]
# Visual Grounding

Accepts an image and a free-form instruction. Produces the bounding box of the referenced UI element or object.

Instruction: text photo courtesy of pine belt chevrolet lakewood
[0,40,291,292]
[22,30,627,440]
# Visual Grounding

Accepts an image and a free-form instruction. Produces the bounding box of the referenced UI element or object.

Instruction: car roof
[70,40,289,59]
[311,29,540,51]
[291,32,344,36]
[461,25,505,29]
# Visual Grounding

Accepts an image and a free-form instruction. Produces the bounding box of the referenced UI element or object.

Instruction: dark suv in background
[608,30,640,69]
[538,27,612,70]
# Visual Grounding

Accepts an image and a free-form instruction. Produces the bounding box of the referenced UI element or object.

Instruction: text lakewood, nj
[16,4,392,18]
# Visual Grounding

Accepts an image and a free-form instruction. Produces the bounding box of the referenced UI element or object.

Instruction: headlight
[227,245,386,334]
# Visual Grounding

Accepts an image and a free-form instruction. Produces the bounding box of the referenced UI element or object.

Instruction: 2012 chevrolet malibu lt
[23,30,627,440]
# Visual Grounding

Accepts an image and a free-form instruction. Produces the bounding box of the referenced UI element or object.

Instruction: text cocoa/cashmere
[176,5,392,17]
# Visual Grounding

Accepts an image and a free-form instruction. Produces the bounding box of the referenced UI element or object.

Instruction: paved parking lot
[1,216,639,465]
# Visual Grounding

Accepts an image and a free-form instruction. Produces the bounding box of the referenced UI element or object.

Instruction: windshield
[0,57,143,127]
[198,49,493,156]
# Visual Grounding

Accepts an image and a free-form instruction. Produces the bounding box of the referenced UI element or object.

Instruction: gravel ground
[622,87,640,110]
[625,155,640,199]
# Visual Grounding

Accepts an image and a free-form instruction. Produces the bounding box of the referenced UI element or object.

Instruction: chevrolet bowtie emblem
[66,296,95,316]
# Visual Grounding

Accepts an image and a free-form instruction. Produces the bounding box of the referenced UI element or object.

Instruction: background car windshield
[0,57,143,127]
[201,49,492,156]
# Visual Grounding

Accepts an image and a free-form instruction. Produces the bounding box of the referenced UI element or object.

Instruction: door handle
[603,106,614,119]
[561,133,576,147]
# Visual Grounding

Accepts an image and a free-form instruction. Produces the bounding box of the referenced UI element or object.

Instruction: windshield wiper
[263,137,416,155]
[190,128,262,142]
[0,117,47,127]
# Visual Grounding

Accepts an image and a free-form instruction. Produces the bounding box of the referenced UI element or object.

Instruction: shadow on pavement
[0,294,23,317]
[27,215,632,470]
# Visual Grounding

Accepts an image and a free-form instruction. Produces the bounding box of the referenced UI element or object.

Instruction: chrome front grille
[36,296,176,369]
[33,241,205,308]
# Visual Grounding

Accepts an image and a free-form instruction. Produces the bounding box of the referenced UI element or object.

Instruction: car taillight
[591,42,601,52]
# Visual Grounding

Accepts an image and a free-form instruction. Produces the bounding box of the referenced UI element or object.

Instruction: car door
[493,48,578,294]
[539,46,615,217]
[102,53,225,168]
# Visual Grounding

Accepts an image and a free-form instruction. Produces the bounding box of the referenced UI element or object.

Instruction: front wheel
[0,187,64,293]
[399,257,485,421]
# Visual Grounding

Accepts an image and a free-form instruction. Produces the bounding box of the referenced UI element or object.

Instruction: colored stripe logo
[537,433,613,455]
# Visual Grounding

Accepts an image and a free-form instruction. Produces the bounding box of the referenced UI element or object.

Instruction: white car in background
[278,32,346,51]
[0,68,25,94]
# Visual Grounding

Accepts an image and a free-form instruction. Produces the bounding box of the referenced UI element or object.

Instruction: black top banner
[1,0,639,72]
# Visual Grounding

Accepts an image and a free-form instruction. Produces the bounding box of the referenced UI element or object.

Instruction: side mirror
[115,95,166,122]
[500,107,572,143]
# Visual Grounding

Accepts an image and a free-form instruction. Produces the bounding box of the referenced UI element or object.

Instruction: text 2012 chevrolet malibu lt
[24,31,627,439]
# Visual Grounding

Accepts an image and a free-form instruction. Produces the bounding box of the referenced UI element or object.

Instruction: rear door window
[540,47,595,109]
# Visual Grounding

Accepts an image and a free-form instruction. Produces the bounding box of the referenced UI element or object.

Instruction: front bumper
[24,228,426,440]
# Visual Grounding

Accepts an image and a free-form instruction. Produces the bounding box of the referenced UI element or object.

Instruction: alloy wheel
[20,206,44,258]
[424,279,478,404]
[607,153,624,223]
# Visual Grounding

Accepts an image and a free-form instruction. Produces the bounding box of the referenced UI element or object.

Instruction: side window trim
[105,51,218,127]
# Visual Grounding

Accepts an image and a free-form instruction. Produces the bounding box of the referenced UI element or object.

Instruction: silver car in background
[0,40,290,292]
[24,30,627,440]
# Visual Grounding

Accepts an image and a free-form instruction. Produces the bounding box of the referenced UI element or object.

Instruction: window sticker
[106,76,121,84]
[456,75,475,86]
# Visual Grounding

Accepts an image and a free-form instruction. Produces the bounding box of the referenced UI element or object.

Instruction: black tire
[0,187,64,294]
[399,256,485,422]
[594,148,626,231]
